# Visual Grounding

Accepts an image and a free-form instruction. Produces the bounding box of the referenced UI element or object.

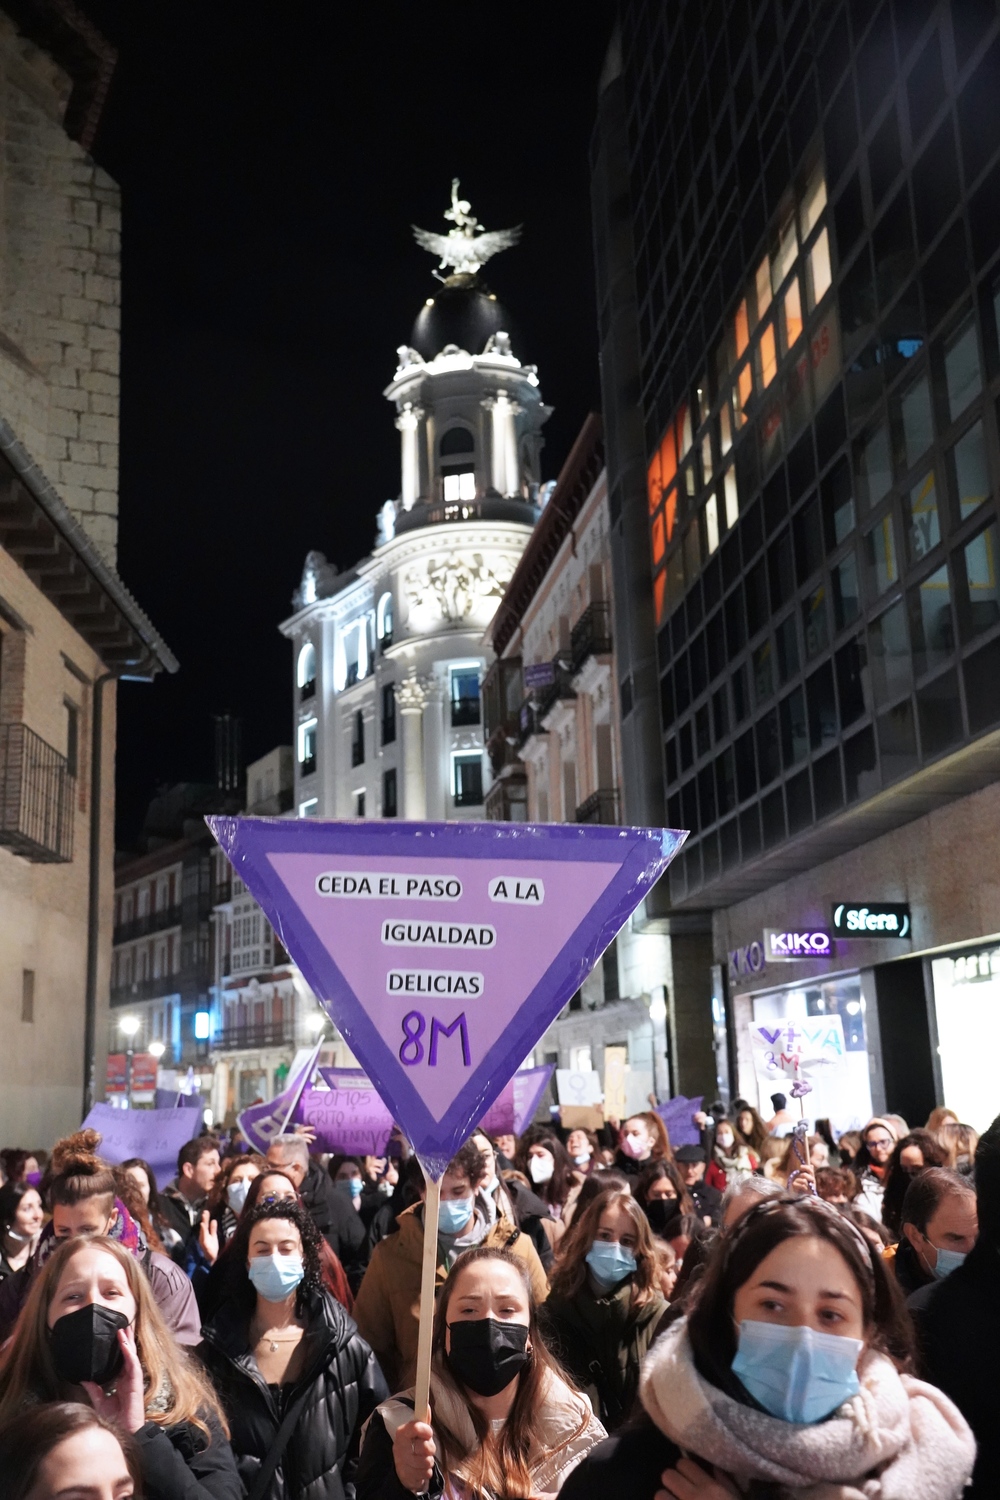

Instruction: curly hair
[224,1197,324,1313]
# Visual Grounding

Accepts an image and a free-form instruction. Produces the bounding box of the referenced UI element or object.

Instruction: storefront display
[749,973,873,1134]
[931,943,1000,1131]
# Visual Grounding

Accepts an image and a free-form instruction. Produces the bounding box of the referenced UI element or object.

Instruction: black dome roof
[409,274,514,361]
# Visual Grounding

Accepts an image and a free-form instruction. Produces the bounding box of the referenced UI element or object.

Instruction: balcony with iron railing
[0,722,75,863]
[216,1019,298,1051]
[114,903,184,945]
[570,601,613,672]
[536,655,577,720]
[575,788,621,825]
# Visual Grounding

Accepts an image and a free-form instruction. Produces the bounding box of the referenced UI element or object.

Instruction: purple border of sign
[208,818,684,1174]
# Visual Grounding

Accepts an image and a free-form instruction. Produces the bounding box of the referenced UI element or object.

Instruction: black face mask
[446,1317,530,1397]
[48,1303,130,1386]
[644,1197,682,1238]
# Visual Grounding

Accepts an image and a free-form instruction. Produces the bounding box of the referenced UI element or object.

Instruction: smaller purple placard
[655,1094,704,1149]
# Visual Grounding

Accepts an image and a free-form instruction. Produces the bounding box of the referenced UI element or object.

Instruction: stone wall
[0,13,119,564]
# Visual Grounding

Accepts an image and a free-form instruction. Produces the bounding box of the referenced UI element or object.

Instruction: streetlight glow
[119,1015,140,1037]
[148,1040,166,1059]
[306,1012,327,1034]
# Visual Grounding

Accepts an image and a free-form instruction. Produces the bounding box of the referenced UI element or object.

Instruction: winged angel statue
[412,179,521,278]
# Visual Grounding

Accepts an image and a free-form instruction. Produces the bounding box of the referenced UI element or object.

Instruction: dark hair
[513,1133,576,1211]
[0,1400,143,1500]
[687,1195,913,1399]
[177,1134,220,1176]
[770,1092,787,1110]
[432,1247,585,1500]
[573,1168,631,1216]
[974,1112,1000,1245]
[0,1150,30,1185]
[241,1168,299,1216]
[900,1166,976,1236]
[226,1198,323,1313]
[880,1131,951,1236]
[328,1155,365,1183]
[635,1158,694,1216]
[0,1178,41,1233]
[48,1130,117,1213]
[816,1166,858,1204]
[446,1139,487,1186]
[732,1103,768,1155]
[120,1157,160,1202]
[208,1153,265,1215]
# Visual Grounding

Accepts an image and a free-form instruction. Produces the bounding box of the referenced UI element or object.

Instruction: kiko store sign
[832,903,911,938]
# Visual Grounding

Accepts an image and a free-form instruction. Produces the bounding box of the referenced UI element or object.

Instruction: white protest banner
[556,1068,603,1107]
[749,1015,846,1082]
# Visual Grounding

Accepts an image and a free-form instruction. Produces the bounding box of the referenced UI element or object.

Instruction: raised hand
[81,1325,146,1435]
[198,1210,220,1264]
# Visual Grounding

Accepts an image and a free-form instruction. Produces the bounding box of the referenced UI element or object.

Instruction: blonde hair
[0,1237,227,1440]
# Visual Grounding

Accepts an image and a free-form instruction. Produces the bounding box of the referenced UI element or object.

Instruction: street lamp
[148,1039,166,1060]
[119,1015,140,1109]
[306,1011,327,1037]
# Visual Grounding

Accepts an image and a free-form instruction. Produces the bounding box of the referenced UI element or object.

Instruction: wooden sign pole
[412,1173,441,1424]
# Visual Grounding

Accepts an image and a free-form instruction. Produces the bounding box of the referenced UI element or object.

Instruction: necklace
[252,1322,302,1355]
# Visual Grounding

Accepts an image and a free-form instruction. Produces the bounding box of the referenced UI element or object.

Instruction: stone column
[422,678,447,820]
[487,391,522,496]
[395,404,423,510]
[397,675,428,819]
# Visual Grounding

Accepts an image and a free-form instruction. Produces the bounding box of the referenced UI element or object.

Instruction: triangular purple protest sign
[208,818,685,1178]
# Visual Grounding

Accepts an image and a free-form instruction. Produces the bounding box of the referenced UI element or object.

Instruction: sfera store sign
[832,902,911,938]
[763,928,833,961]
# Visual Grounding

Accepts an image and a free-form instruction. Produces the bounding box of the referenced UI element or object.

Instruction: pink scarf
[640,1319,974,1499]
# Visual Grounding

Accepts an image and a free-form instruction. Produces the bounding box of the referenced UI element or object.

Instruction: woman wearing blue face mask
[540,1188,666,1430]
[198,1198,387,1500]
[193,1154,266,1277]
[559,1195,975,1500]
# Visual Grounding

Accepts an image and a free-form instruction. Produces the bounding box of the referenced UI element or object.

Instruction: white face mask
[716,1135,735,1152]
[529,1154,554,1185]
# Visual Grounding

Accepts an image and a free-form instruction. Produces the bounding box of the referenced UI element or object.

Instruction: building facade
[484,413,678,1109]
[0,3,175,1144]
[280,188,546,828]
[594,0,1000,1130]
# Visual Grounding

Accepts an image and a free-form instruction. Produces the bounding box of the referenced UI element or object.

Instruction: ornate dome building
[281,183,549,821]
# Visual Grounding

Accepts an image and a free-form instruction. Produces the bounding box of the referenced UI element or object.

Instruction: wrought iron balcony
[571,601,613,672]
[216,1020,298,1051]
[536,656,577,720]
[575,788,621,825]
[0,722,74,862]
[114,903,184,945]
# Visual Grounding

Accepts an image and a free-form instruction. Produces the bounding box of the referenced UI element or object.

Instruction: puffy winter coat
[198,1286,387,1500]
[352,1203,548,1392]
[540,1278,666,1429]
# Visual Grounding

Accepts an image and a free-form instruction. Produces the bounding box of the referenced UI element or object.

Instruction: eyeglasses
[866,1135,893,1148]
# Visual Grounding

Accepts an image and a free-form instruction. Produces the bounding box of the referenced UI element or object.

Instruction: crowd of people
[0,1095,992,1499]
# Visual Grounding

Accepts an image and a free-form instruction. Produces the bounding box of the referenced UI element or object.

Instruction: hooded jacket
[300,1160,368,1289]
[539,1276,666,1429]
[0,1199,200,1345]
[352,1203,548,1393]
[198,1285,387,1500]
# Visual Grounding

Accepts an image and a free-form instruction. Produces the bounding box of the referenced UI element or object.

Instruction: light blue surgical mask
[586,1239,637,1290]
[437,1195,474,1235]
[731,1320,863,1424]
[226,1178,252,1214]
[573,1153,592,1167]
[336,1177,363,1201]
[248,1252,304,1303]
[931,1246,967,1280]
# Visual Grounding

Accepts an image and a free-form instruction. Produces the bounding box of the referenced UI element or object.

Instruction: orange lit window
[651,509,666,564]
[760,322,777,387]
[653,568,666,624]
[735,300,750,358]
[659,424,677,490]
[738,360,753,411]
[664,482,678,543]
[783,276,803,349]
[647,447,662,514]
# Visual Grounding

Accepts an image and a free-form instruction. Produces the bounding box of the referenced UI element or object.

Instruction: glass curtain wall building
[593,0,1000,1127]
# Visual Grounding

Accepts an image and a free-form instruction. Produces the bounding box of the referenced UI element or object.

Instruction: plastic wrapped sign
[208,817,684,1179]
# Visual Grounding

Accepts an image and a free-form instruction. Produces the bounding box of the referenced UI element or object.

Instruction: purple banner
[154,1089,201,1110]
[479,1064,554,1137]
[208,818,684,1178]
[237,1042,322,1154]
[80,1103,203,1190]
[655,1094,704,1149]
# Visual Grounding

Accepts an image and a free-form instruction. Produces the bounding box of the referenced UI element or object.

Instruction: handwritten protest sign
[556,1068,603,1107]
[603,1046,629,1122]
[208,818,682,1180]
[80,1103,202,1190]
[301,1063,556,1154]
[749,1016,845,1082]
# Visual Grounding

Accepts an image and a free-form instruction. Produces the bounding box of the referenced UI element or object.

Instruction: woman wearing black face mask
[0,1236,241,1499]
[356,1247,605,1500]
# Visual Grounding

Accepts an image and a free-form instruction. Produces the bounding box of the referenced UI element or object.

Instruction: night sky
[76,3,613,846]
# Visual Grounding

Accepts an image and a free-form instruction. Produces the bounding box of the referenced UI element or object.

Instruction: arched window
[440,425,475,455]
[297,642,316,700]
[376,591,394,645]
